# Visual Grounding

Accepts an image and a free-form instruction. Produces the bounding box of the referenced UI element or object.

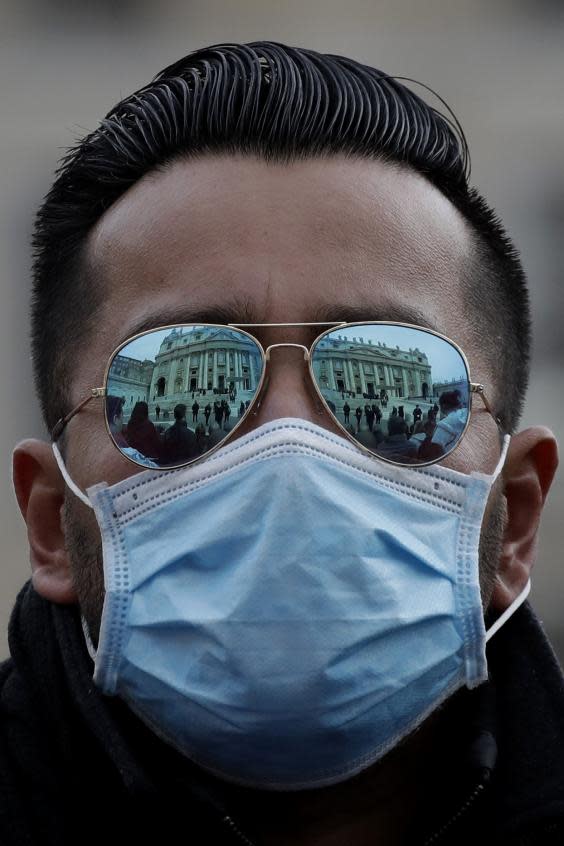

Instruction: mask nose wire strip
[52,434,512,516]
[52,442,93,509]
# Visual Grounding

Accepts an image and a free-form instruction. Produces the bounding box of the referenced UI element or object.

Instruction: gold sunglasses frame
[51,320,502,470]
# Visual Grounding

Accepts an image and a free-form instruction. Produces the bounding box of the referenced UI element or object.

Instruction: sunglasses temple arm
[51,388,105,441]
[471,384,504,432]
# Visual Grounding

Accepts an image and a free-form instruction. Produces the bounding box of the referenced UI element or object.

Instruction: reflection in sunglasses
[311,326,469,465]
[105,322,470,468]
[106,325,264,468]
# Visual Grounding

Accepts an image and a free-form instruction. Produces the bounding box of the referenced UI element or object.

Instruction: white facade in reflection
[107,327,262,416]
[312,334,433,399]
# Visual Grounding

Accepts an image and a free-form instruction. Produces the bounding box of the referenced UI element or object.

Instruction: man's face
[62,154,503,642]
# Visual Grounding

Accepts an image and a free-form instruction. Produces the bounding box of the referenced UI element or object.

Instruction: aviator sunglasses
[52,321,502,471]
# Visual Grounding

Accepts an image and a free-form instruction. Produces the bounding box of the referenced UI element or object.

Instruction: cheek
[65,414,145,491]
[441,404,503,475]
[478,485,506,607]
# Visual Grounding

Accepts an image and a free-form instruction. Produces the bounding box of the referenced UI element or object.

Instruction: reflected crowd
[106,393,249,468]
[107,386,468,468]
[105,322,471,467]
[337,388,469,463]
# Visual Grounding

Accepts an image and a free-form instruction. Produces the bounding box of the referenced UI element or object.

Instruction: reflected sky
[114,326,261,364]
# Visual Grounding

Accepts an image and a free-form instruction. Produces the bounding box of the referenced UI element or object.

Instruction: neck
[220,692,472,846]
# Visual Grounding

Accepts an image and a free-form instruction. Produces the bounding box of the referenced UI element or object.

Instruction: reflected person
[126,401,163,462]
[162,403,197,465]
[432,389,468,453]
[106,395,128,448]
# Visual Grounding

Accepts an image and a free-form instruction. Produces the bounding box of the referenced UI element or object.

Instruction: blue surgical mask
[53,417,529,791]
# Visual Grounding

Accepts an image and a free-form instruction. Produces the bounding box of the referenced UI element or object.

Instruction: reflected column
[402,369,410,398]
[384,365,393,392]
[184,353,192,392]
[198,350,204,389]
[328,358,336,391]
[346,360,355,392]
[359,360,367,394]
[371,361,379,392]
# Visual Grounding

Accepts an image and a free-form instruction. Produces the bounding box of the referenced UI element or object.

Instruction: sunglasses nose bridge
[264,343,310,362]
[250,343,328,423]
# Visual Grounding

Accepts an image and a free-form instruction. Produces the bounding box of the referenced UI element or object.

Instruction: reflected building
[107,326,262,419]
[312,334,433,399]
[107,355,153,414]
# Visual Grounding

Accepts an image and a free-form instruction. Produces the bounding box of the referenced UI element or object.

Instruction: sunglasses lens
[311,324,470,465]
[105,325,264,469]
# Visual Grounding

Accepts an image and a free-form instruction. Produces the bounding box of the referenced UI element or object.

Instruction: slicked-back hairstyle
[31,40,530,435]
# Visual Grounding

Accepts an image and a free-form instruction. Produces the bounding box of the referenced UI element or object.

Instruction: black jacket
[0,580,563,845]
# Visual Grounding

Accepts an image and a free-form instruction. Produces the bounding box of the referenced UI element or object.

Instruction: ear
[490,426,559,611]
[12,439,79,605]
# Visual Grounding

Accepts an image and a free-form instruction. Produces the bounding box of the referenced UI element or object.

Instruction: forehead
[87,154,473,353]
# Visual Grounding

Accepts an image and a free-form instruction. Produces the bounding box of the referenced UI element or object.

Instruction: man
[431,389,468,455]
[214,399,224,427]
[355,404,363,432]
[162,402,197,464]
[223,399,231,429]
[3,41,562,846]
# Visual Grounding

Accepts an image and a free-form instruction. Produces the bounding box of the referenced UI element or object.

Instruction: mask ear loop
[484,432,531,642]
[81,614,98,662]
[485,579,531,643]
[52,441,98,661]
[491,433,511,483]
[52,442,93,509]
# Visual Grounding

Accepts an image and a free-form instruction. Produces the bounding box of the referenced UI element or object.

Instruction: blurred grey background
[1,0,562,661]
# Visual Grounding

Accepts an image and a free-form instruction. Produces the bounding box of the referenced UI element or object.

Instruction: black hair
[30,41,530,435]
[173,403,187,420]
[128,401,149,427]
[388,416,408,437]
[439,389,463,411]
[106,394,124,423]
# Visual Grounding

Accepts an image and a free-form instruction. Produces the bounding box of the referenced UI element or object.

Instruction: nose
[235,344,345,438]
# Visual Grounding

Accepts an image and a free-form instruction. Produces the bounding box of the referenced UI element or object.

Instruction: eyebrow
[309,303,440,333]
[122,298,441,343]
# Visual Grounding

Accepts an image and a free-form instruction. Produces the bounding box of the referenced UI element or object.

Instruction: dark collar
[4,583,564,842]
[482,600,564,835]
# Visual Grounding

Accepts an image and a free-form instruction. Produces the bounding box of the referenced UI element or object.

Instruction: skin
[12,155,559,845]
